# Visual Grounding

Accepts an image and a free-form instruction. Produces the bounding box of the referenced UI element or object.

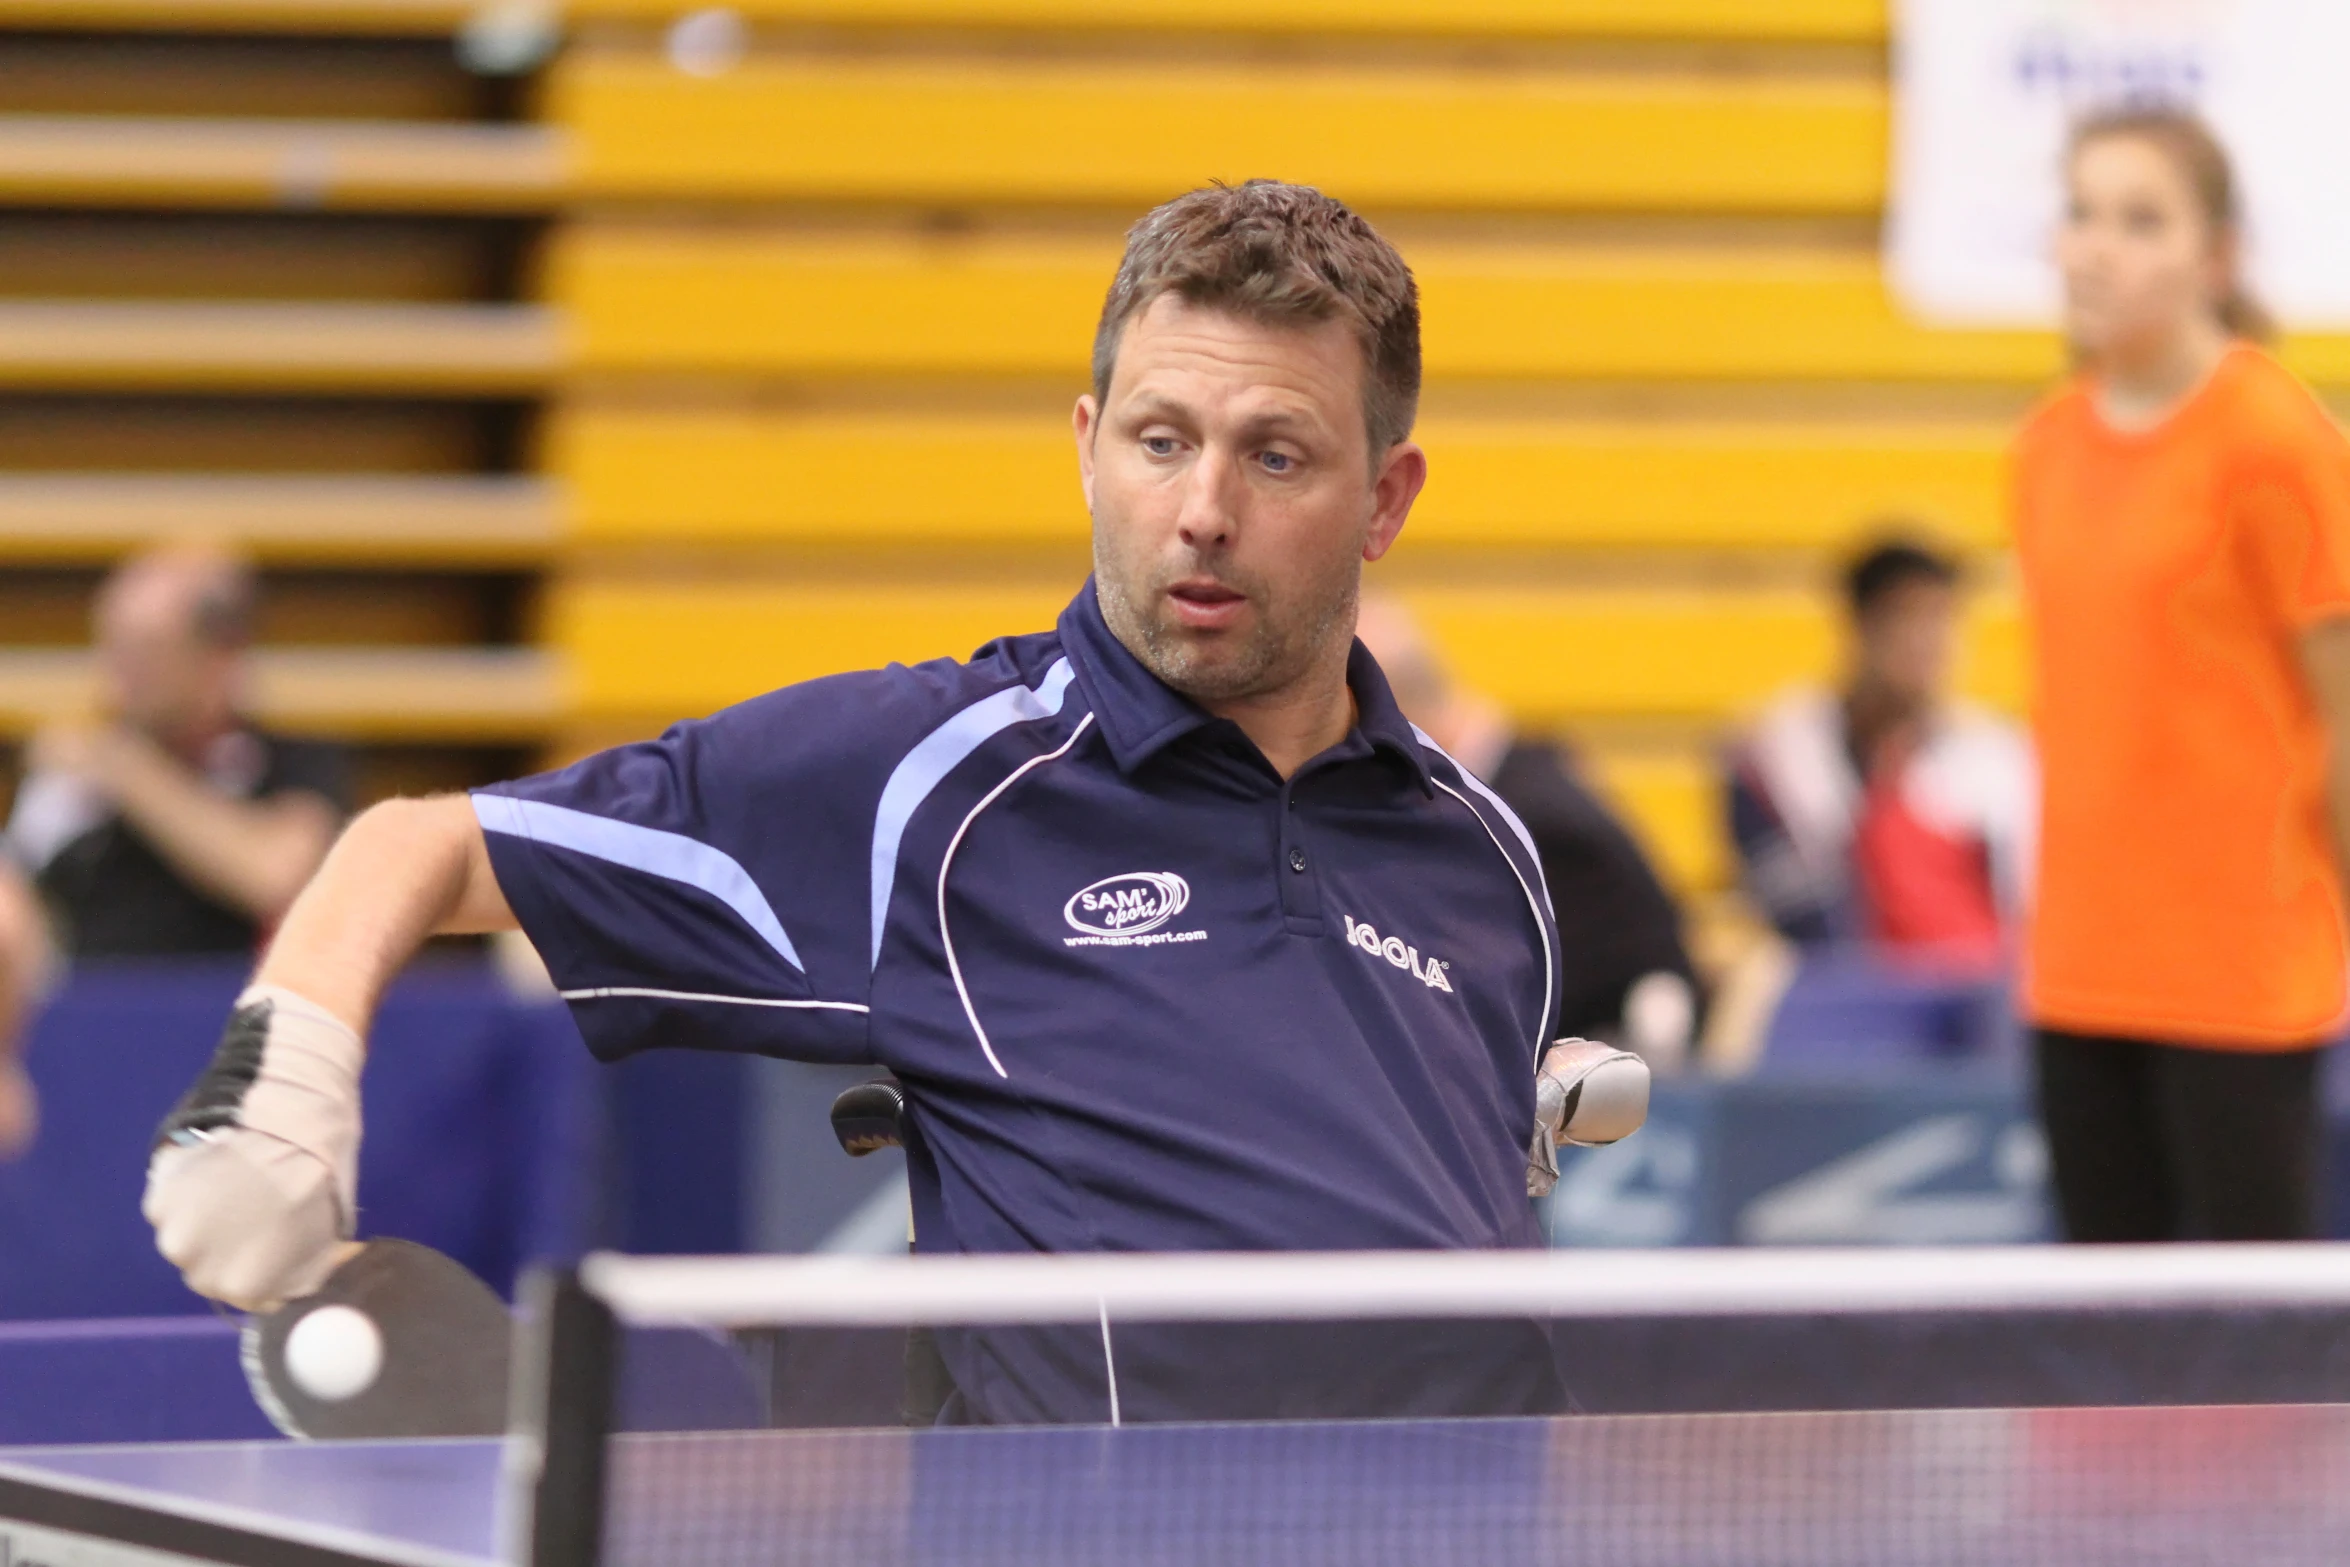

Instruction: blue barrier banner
[1716,1074,2050,1246]
[1545,1074,2053,1249]
[0,962,600,1319]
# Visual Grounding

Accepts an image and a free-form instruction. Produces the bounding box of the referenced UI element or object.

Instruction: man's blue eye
[1143,438,1177,456]
[1261,452,1293,472]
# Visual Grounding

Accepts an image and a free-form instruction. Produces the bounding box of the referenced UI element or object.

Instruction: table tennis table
[5,1401,2348,1566]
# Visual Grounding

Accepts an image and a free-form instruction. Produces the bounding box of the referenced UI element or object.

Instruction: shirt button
[1288,848,1308,874]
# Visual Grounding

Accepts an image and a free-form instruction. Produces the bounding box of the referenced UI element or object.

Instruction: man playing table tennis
[143,180,1647,1425]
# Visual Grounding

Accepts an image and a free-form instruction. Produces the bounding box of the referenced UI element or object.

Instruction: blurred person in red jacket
[1725,536,2035,970]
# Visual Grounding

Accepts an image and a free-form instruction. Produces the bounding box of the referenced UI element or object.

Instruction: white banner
[1889,0,2350,326]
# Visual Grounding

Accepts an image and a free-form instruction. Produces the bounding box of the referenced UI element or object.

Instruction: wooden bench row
[551,409,2011,550]
[544,578,2024,726]
[0,254,2074,393]
[0,417,2008,559]
[552,58,1885,213]
[0,645,558,740]
[542,231,2093,384]
[0,299,559,392]
[0,117,563,212]
[0,474,554,563]
[8,66,1878,214]
[5,0,1884,41]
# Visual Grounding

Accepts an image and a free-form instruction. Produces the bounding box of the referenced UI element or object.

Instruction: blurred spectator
[0,861,50,1158]
[2020,109,2350,1243]
[1356,594,1699,1063]
[1725,537,2034,965]
[4,546,346,960]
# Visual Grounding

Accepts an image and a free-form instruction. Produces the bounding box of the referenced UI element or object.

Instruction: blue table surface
[0,1438,503,1565]
[7,1404,2350,1567]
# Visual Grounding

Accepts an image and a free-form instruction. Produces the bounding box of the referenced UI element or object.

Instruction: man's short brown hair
[1090,180,1421,456]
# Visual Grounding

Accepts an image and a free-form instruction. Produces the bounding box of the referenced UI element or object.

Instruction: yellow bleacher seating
[549,579,2023,726]
[562,0,1885,40]
[0,117,565,212]
[0,646,560,740]
[552,408,2008,551]
[551,581,1071,720]
[0,299,560,393]
[0,474,557,565]
[554,56,1884,212]
[551,230,2073,383]
[557,228,2350,386]
[1404,585,2021,723]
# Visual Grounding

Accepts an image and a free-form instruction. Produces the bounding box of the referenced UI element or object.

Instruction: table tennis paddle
[242,1238,511,1440]
[831,1077,906,1156]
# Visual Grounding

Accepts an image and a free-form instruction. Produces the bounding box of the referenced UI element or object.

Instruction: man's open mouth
[1166,579,1249,630]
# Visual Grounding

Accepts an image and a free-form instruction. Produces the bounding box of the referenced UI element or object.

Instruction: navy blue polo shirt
[475,582,1568,1424]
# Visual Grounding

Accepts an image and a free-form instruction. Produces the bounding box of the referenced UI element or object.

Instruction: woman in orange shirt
[2015,108,2350,1242]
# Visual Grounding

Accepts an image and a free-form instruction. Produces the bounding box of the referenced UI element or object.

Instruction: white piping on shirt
[559,986,869,1014]
[936,712,1097,1078]
[1430,776,1557,1063]
[1098,1297,1122,1427]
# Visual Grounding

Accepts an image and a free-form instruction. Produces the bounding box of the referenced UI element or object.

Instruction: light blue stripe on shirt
[472,792,805,973]
[868,657,1077,968]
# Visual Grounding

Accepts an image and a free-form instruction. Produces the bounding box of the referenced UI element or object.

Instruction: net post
[504,1265,616,1567]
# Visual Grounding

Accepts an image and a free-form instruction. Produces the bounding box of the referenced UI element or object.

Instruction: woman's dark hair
[1845,536,1959,619]
[2068,105,2274,344]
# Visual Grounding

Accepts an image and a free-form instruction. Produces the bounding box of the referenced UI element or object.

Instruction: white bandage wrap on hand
[1525,1038,1652,1198]
[141,984,364,1310]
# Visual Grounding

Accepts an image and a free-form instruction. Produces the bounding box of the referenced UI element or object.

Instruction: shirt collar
[1057,580,1436,795]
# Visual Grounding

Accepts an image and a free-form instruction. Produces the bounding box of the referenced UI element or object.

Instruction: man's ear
[1362,441,1428,564]
[1073,394,1101,516]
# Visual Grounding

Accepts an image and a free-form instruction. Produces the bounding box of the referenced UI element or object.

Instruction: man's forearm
[101,737,332,921]
[253,796,515,1032]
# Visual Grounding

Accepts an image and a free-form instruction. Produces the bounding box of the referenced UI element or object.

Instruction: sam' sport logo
[1063,872,1208,948]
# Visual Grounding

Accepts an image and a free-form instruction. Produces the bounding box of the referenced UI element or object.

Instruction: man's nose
[1173,450,1239,550]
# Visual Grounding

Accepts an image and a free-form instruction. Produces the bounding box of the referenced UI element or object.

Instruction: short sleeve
[2238,403,2350,629]
[473,670,919,1064]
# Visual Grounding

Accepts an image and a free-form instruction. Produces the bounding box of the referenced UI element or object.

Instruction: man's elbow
[335,794,513,934]
[263,795,469,918]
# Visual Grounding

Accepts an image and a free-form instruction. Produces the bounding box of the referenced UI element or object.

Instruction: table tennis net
[511,1245,2350,1567]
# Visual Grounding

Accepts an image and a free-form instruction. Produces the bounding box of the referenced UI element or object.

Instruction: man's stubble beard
[1095,538,1360,706]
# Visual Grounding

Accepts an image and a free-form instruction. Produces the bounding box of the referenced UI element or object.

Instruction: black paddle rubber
[242,1238,511,1440]
[830,1077,907,1157]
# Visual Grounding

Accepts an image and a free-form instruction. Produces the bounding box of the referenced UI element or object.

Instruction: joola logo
[1343,915,1455,993]
[1063,872,1204,948]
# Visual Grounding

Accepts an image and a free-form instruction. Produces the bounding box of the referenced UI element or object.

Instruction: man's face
[1855,578,1959,708]
[1075,293,1422,706]
[94,574,232,738]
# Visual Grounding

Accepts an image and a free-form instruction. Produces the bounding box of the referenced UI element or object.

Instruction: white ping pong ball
[284,1304,384,1403]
